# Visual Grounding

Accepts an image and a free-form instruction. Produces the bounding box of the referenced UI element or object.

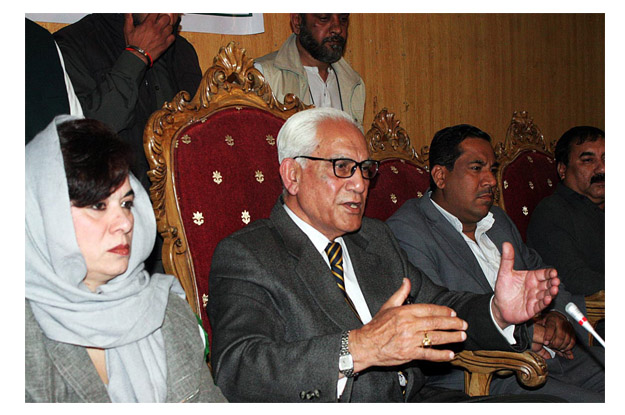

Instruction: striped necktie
[325,241,361,322]
[325,241,407,395]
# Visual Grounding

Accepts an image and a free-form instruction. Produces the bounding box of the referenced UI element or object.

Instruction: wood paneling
[37,13,604,150]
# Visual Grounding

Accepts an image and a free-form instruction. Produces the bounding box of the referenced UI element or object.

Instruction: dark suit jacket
[386,194,579,341]
[208,198,529,402]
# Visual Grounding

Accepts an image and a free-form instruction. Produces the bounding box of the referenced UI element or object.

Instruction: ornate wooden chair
[143,42,309,340]
[364,109,430,220]
[585,290,605,329]
[494,111,560,242]
[364,109,548,396]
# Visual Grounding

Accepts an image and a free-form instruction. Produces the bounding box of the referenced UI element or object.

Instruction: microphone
[565,302,605,347]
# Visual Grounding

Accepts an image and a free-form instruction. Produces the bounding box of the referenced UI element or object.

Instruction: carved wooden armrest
[450,350,547,396]
[585,290,605,326]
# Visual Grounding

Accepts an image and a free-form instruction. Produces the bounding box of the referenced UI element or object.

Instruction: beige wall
[39,13,604,150]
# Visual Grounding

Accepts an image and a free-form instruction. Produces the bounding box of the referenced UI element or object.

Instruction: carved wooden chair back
[494,111,559,241]
[364,109,430,221]
[143,42,309,338]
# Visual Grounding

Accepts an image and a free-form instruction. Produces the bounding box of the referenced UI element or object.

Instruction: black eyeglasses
[294,156,380,179]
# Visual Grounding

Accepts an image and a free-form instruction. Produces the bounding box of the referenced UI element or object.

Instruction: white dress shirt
[430,194,517,344]
[302,65,342,110]
[254,62,342,110]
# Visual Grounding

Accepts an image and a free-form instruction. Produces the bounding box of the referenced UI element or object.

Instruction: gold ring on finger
[422,331,432,347]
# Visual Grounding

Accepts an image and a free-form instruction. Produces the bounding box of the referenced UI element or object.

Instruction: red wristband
[125,45,153,68]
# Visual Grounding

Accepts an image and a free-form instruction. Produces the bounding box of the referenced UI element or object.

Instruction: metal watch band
[339,330,356,378]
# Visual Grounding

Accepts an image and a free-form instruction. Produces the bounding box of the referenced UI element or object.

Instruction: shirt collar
[428,190,495,237]
[303,65,334,74]
[283,204,342,256]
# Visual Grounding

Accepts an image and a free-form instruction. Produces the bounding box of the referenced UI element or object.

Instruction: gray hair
[277,107,359,165]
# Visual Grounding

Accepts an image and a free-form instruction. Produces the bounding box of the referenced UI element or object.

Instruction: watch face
[339,354,353,371]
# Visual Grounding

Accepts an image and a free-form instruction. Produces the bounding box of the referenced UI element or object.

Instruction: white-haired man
[207,107,563,403]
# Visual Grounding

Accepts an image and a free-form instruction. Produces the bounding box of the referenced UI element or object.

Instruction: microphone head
[565,302,585,321]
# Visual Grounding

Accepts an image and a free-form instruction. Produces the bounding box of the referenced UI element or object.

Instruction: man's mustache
[477,188,494,198]
[323,35,346,47]
[591,173,605,184]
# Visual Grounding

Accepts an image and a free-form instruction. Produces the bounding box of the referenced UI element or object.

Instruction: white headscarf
[25,115,184,402]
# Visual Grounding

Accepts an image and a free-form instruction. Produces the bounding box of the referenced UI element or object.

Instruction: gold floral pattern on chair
[202,293,209,308]
[241,210,251,225]
[181,134,191,144]
[390,166,399,174]
[494,111,559,241]
[193,211,204,225]
[390,193,397,204]
[213,171,223,184]
[266,135,276,146]
[417,191,423,198]
[143,41,310,339]
[255,170,265,183]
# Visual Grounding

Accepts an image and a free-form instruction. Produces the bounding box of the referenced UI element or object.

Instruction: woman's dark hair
[554,126,604,166]
[58,119,132,207]
[428,124,491,190]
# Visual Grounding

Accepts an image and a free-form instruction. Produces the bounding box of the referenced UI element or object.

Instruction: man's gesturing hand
[348,278,468,373]
[492,242,560,329]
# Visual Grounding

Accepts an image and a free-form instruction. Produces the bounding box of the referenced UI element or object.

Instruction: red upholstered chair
[364,109,430,221]
[494,111,559,241]
[143,42,309,340]
[363,109,548,396]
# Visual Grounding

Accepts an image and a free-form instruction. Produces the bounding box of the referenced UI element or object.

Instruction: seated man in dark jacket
[527,126,604,312]
[387,124,604,402]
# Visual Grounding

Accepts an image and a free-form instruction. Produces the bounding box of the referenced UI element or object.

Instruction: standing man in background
[255,14,365,129]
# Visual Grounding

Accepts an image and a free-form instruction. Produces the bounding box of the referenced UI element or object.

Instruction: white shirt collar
[428,190,495,237]
[283,203,343,255]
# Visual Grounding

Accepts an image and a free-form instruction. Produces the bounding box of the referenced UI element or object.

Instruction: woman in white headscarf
[25,115,226,403]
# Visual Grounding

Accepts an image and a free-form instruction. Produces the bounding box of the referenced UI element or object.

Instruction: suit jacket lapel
[270,200,362,329]
[420,197,494,293]
[44,336,111,402]
[344,232,396,317]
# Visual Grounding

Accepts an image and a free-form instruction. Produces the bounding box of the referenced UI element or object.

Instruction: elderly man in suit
[386,124,604,402]
[208,108,563,403]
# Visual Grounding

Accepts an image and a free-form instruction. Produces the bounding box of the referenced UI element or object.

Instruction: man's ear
[290,14,302,35]
[430,165,447,190]
[280,158,301,196]
[557,162,567,181]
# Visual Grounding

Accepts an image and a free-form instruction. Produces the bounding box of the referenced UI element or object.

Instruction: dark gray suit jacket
[208,198,530,402]
[386,194,574,315]
[25,293,227,402]
[386,194,600,394]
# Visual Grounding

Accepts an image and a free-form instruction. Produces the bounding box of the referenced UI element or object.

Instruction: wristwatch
[339,330,357,378]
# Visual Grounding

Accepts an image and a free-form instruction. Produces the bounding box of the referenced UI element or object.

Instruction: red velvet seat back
[173,107,285,333]
[499,149,559,241]
[365,159,431,221]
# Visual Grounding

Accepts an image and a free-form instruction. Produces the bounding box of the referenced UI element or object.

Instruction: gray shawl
[25,115,184,402]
